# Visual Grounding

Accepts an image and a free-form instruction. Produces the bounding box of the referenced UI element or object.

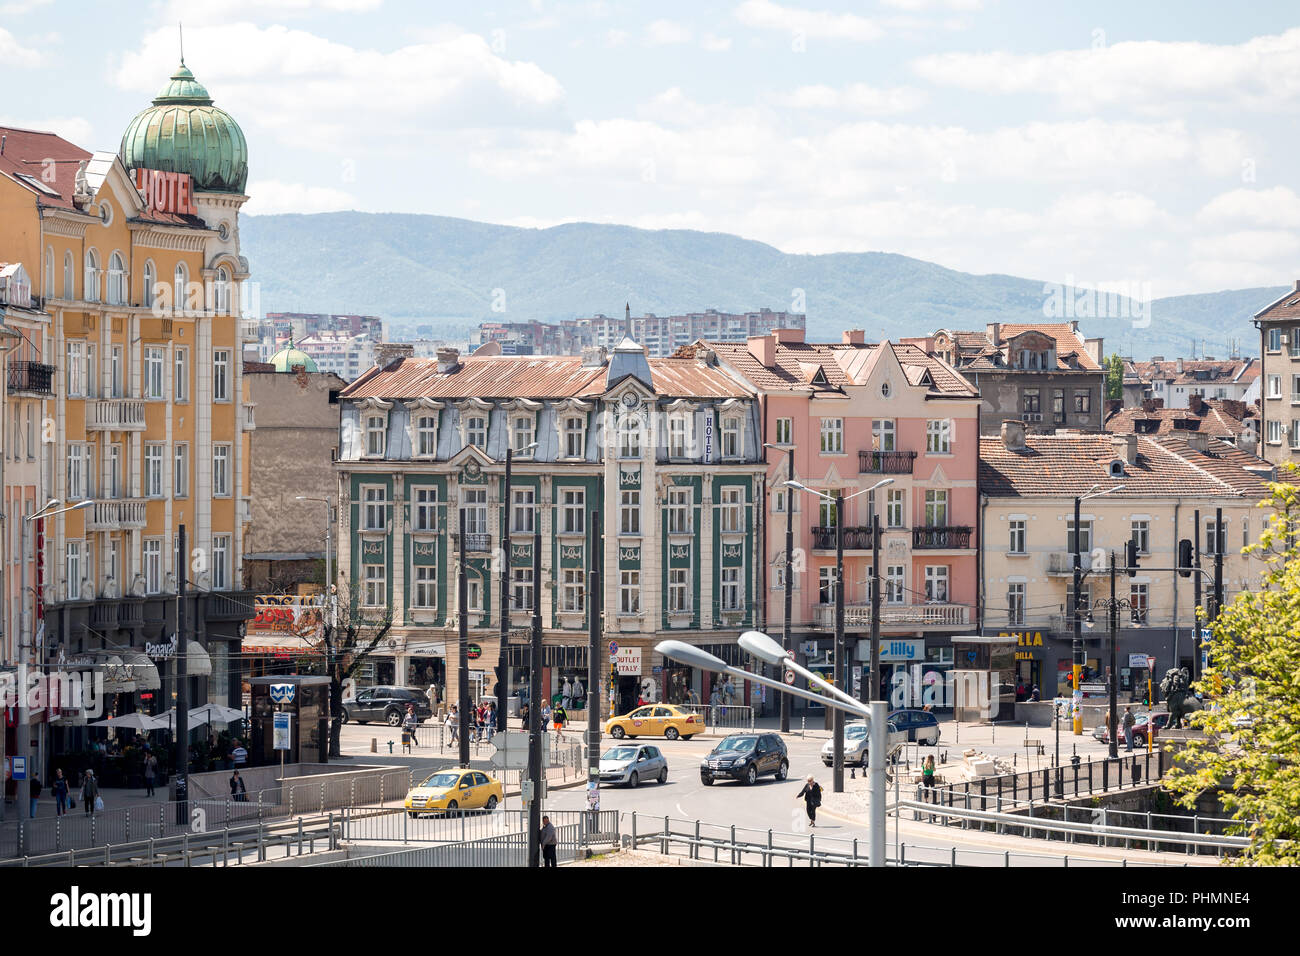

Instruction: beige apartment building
[1254,280,1300,468]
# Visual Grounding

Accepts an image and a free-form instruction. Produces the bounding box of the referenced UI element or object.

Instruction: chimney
[748,334,776,368]
[1189,393,1204,413]
[842,329,866,345]
[1140,398,1158,414]
[1175,358,1184,374]
[1294,279,1300,293]
[1221,399,1246,420]
[375,342,415,369]
[1149,355,1164,363]
[1105,398,1122,417]
[774,327,805,344]
[1113,433,1139,464]
[435,346,460,374]
[986,323,1001,346]
[1238,429,1259,457]
[1184,432,1209,453]
[1084,336,1104,365]
[581,346,608,368]
[1001,419,1026,451]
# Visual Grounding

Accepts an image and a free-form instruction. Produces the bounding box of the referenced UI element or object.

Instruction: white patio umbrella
[187,703,245,727]
[87,712,160,732]
[146,708,212,733]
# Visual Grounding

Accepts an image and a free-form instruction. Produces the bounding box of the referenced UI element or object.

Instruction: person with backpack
[795,774,823,827]
[1122,707,1136,751]
[552,701,567,739]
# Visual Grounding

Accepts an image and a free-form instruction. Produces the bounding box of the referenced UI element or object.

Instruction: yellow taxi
[404,768,504,817]
[605,704,702,741]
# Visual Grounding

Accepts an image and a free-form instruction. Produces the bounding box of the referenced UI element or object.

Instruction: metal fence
[675,704,754,732]
[338,806,617,845]
[925,750,1170,808]
[314,823,589,868]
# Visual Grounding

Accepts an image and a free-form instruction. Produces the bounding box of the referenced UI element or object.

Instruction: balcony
[87,399,146,431]
[85,498,148,531]
[454,532,492,553]
[6,361,55,395]
[1046,552,1086,576]
[811,525,878,551]
[207,590,255,622]
[911,526,973,549]
[241,318,262,342]
[813,602,970,629]
[118,598,145,628]
[858,450,916,475]
[91,599,121,630]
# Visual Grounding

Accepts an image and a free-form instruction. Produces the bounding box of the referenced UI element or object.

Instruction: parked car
[340,686,433,726]
[820,720,907,767]
[405,768,503,817]
[606,704,702,740]
[888,708,941,745]
[599,744,668,787]
[700,733,788,786]
[1092,711,1169,745]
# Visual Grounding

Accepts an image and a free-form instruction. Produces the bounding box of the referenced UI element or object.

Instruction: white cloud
[162,0,383,25]
[1046,191,1167,230]
[1190,230,1300,263]
[733,0,882,42]
[701,34,733,52]
[1197,187,1300,227]
[0,114,94,144]
[242,180,360,215]
[882,0,981,10]
[0,26,41,67]
[604,28,630,47]
[912,28,1300,112]
[773,83,926,115]
[645,19,693,46]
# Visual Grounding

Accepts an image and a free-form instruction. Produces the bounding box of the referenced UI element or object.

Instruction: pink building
[708,329,982,706]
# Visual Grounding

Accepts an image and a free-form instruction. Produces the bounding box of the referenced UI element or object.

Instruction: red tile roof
[1130,358,1257,386]
[1254,283,1300,321]
[942,322,1101,371]
[0,126,89,209]
[1105,398,1256,439]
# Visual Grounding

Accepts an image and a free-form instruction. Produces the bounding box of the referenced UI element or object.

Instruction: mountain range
[239,212,1281,360]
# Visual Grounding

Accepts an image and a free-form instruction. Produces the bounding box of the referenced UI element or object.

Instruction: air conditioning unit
[1021,412,1042,422]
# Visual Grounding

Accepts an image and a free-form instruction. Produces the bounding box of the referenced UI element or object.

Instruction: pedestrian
[1122,706,1136,751]
[519,702,530,729]
[52,769,69,816]
[238,774,248,803]
[29,774,42,818]
[921,754,936,799]
[81,770,98,816]
[143,752,158,797]
[539,814,558,867]
[403,703,420,748]
[795,774,822,827]
[231,740,248,767]
[230,769,242,801]
[552,702,567,739]
[426,683,438,714]
[482,703,496,742]
[541,702,552,730]
[1029,685,1041,702]
[446,706,460,745]
[572,676,584,705]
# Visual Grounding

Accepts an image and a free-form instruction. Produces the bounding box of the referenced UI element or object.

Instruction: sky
[4,0,1300,297]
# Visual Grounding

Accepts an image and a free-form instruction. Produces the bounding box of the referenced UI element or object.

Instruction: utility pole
[1192,509,1202,682]
[587,513,601,819]
[1072,495,1084,734]
[781,452,793,733]
[174,524,189,824]
[832,491,845,793]
[497,447,512,734]
[527,526,542,867]
[458,511,469,768]
[869,510,881,703]
[1108,551,1119,759]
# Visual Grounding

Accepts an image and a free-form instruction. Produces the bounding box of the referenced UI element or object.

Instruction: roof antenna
[179,21,185,65]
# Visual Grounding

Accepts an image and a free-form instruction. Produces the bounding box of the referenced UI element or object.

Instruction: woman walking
[921,754,936,802]
[795,774,823,827]
[81,769,99,816]
[403,703,420,748]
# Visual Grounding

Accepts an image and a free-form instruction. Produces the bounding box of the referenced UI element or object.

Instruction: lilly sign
[269,683,296,705]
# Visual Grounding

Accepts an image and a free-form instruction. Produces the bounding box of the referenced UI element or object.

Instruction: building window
[720,486,743,533]
[363,486,387,531]
[620,490,640,535]
[414,487,438,532]
[1204,518,1227,556]
[1131,519,1149,554]
[885,565,905,604]
[67,444,87,500]
[1268,375,1282,399]
[107,252,127,305]
[174,347,188,401]
[1008,582,1026,626]
[84,250,99,302]
[108,540,120,596]
[1268,419,1282,444]
[1009,519,1026,554]
[363,565,386,607]
[144,444,164,498]
[1268,327,1282,352]
[461,488,487,535]
[174,262,189,313]
[720,567,742,611]
[885,488,904,528]
[924,565,949,602]
[774,418,792,445]
[1073,390,1091,413]
[562,489,585,534]
[63,250,73,298]
[213,444,231,497]
[872,419,896,451]
[669,416,690,458]
[668,487,692,533]
[145,348,165,399]
[65,541,82,601]
[620,571,640,614]
[142,260,156,308]
[466,416,487,449]
[414,566,438,609]
[924,489,948,527]
[467,577,483,613]
[511,567,533,611]
[562,569,585,613]
[564,416,585,458]
[416,415,438,457]
[174,443,189,497]
[144,539,162,595]
[721,418,741,458]
[213,350,230,401]
[669,568,690,613]
[511,487,534,533]
[1022,388,1040,414]
[1066,519,1092,554]
[619,416,641,459]
[214,266,232,315]
[1291,420,1300,450]
[511,416,534,455]
[819,495,838,528]
[818,566,836,605]
[1127,583,1149,624]
[110,346,123,398]
[66,341,84,397]
[365,414,386,457]
[926,419,951,454]
[820,418,843,453]
[212,535,230,590]
[109,444,121,498]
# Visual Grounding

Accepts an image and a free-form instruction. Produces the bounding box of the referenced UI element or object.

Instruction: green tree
[1105,353,1125,401]
[1163,477,1300,865]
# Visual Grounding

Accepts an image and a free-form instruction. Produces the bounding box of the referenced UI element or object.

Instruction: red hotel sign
[132,168,198,217]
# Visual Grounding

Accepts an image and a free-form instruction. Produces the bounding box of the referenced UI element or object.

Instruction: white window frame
[511,487,535,534]
[365,414,387,458]
[66,340,84,397]
[924,489,948,527]
[466,415,488,449]
[461,487,488,535]
[212,534,230,590]
[620,490,640,536]
[1131,519,1149,554]
[413,565,438,609]
[668,568,690,613]
[144,539,162,595]
[872,419,896,452]
[818,566,836,605]
[720,486,743,533]
[511,415,535,456]
[415,414,439,458]
[362,485,388,532]
[667,487,692,534]
[619,416,641,459]
[1009,518,1026,554]
[774,418,792,445]
[84,249,99,302]
[65,540,82,601]
[563,415,586,459]
[926,419,952,454]
[1008,581,1026,626]
[212,444,231,497]
[721,417,742,458]
[885,565,905,605]
[174,443,189,498]
[561,488,586,535]
[144,444,164,498]
[213,349,230,402]
[1067,518,1093,554]
[620,571,640,615]
[820,418,843,454]
[562,569,585,613]
[174,347,188,402]
[511,567,533,611]
[885,488,904,529]
[363,564,386,607]
[924,565,950,603]
[721,566,742,611]
[145,347,165,400]
[413,486,438,533]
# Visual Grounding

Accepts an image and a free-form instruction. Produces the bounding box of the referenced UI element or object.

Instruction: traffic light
[1125,539,1140,578]
[1178,539,1194,577]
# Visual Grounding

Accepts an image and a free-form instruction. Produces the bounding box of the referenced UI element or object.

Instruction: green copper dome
[268,341,318,373]
[119,62,248,194]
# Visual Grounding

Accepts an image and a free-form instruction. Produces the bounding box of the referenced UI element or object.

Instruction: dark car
[700,732,788,786]
[340,686,432,726]
[888,708,941,745]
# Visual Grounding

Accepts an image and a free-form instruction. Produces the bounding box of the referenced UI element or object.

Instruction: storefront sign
[250,595,325,642]
[877,639,923,662]
[467,643,482,660]
[146,633,177,661]
[132,168,198,216]
[1128,653,1150,669]
[704,412,714,463]
[613,647,641,676]
[273,711,291,751]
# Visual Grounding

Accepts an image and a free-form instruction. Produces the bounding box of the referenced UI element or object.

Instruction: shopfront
[999,630,1046,699]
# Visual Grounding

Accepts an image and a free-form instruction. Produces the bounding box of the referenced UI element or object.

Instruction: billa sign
[132,168,198,217]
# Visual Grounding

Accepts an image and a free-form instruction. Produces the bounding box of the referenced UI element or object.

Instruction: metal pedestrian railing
[675,704,755,732]
[313,823,590,868]
[925,750,1170,809]
[338,806,617,846]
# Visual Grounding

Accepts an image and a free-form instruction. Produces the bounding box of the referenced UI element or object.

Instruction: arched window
[63,251,73,298]
[84,249,99,302]
[142,260,156,310]
[107,252,127,305]
[44,247,54,298]
[215,266,231,315]
[174,261,188,315]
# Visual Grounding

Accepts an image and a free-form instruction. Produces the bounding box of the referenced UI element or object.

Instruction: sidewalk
[1,782,171,829]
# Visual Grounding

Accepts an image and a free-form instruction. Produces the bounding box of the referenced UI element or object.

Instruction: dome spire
[178,21,184,65]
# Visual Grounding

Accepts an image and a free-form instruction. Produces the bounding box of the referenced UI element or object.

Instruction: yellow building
[0,60,256,769]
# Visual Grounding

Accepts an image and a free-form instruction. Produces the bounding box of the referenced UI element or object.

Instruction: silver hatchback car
[821,720,907,768]
[599,743,668,788]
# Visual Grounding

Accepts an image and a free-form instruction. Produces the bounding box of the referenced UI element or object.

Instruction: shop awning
[185,640,212,677]
[102,655,137,694]
[123,652,161,691]
[241,633,321,656]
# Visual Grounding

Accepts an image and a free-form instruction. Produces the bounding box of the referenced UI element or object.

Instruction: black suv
[340,686,432,726]
[700,732,788,786]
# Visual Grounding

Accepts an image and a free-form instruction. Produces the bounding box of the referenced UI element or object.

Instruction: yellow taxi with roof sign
[404,767,503,817]
[605,703,702,740]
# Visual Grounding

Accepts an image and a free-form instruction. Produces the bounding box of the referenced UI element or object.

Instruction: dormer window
[564,415,585,458]
[1109,459,1124,477]
[466,416,487,449]
[511,416,534,456]
[365,414,387,457]
[722,417,741,458]
[416,415,438,456]
[669,416,691,458]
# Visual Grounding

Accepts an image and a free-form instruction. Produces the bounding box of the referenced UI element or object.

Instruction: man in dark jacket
[539,815,558,867]
[29,776,42,818]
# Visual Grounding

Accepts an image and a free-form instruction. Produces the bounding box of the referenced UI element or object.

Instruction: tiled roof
[1104,398,1255,438]
[703,339,978,396]
[944,322,1101,371]
[340,353,751,401]
[1254,284,1300,321]
[1130,358,1257,386]
[979,433,1271,498]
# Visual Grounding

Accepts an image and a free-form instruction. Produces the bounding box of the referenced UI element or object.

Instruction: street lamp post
[497,442,538,734]
[527,526,542,867]
[1084,552,1136,760]
[294,495,334,629]
[1071,484,1123,734]
[458,510,470,767]
[762,442,795,734]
